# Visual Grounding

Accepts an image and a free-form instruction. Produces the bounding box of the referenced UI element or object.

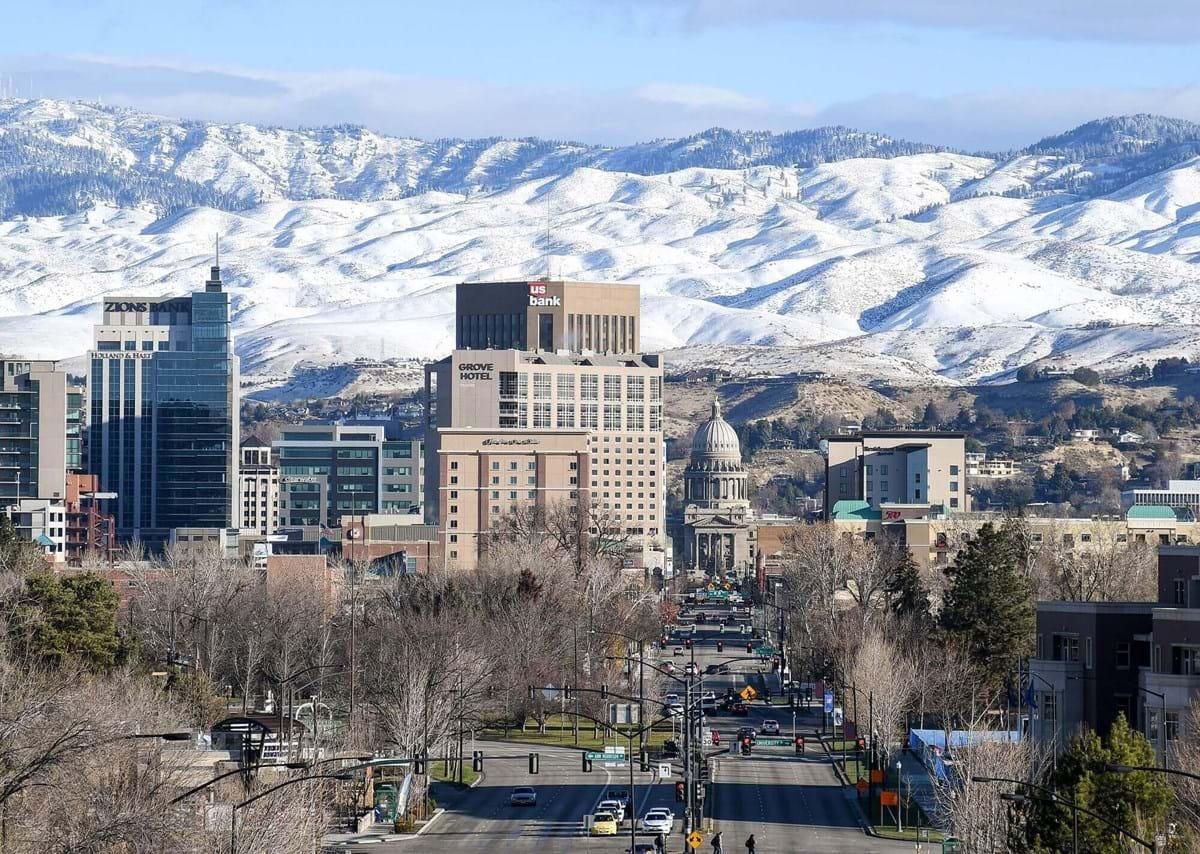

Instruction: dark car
[661,739,680,758]
[736,726,757,744]
[727,702,749,716]
[705,663,730,676]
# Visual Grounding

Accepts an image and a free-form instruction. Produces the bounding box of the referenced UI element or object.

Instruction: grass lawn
[480,713,676,752]
[429,762,480,787]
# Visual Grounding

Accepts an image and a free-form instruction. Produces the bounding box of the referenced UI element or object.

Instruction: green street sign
[756,737,791,746]
[942,838,961,853]
[707,590,730,600]
[754,645,776,656]
[586,751,625,762]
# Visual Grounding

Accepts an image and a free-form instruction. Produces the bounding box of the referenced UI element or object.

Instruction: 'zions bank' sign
[528,283,561,307]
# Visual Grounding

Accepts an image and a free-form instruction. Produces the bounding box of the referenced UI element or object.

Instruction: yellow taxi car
[590,811,618,836]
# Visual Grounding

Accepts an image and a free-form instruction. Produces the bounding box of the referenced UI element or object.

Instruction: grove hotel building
[425,279,665,571]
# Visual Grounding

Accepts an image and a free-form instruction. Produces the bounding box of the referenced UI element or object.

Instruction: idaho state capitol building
[682,399,756,574]
[424,280,665,572]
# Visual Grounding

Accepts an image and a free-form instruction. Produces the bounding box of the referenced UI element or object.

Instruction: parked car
[510,786,537,806]
[590,812,618,836]
[640,808,674,833]
[761,720,780,735]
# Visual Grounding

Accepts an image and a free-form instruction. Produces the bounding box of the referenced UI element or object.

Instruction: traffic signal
[795,736,805,755]
[472,750,483,773]
[600,684,609,699]
[674,781,685,802]
[639,749,649,772]
[528,752,539,774]
[856,737,866,752]
[717,641,723,652]
[582,753,593,772]
[746,642,753,653]
[685,638,693,649]
[741,738,752,755]
[413,754,426,775]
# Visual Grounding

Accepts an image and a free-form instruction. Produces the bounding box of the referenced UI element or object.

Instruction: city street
[330,591,912,853]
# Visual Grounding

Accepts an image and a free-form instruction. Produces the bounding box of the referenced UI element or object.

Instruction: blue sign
[823,692,834,714]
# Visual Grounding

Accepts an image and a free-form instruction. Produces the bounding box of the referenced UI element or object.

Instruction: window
[557,403,576,428]
[581,374,598,400]
[650,405,661,431]
[1052,633,1080,662]
[499,371,519,397]
[1085,636,1093,670]
[534,403,551,428]
[865,465,873,475]
[1172,645,1200,675]
[627,405,644,430]
[557,373,575,398]
[581,404,598,429]
[1147,709,1160,742]
[492,461,501,470]
[604,404,621,431]
[533,372,551,399]
[950,465,959,475]
[1115,642,1131,669]
[880,481,889,493]
[604,374,621,400]
[337,449,373,459]
[450,461,459,470]
[914,489,921,501]
[880,465,889,476]
[1081,532,1092,543]
[1175,578,1186,606]
[1043,692,1057,725]
[627,376,644,401]
[949,481,959,492]
[1166,712,1180,743]
[950,497,959,509]
[650,376,662,401]
[914,473,921,484]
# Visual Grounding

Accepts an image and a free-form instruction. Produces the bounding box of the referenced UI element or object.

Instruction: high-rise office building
[88,265,239,544]
[274,426,423,530]
[425,279,666,571]
[0,359,82,504]
[238,437,280,537]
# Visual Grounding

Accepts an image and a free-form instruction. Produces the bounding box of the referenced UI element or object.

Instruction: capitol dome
[691,399,742,461]
[685,398,749,509]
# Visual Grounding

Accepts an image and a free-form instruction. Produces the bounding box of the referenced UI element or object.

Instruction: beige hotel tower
[424,280,665,571]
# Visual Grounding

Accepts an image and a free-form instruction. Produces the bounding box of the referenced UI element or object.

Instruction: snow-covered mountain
[3,99,1200,396]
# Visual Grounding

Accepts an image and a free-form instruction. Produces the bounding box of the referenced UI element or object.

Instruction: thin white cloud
[3,54,1200,152]
[633,82,767,111]
[638,0,1200,43]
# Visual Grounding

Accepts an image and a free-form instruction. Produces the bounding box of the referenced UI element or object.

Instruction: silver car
[510,786,537,806]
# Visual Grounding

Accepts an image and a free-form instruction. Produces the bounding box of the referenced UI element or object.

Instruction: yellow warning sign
[687,830,705,849]
[739,685,758,701]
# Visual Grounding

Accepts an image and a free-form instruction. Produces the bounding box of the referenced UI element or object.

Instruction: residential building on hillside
[274,426,423,530]
[0,359,82,503]
[87,264,239,544]
[823,431,968,517]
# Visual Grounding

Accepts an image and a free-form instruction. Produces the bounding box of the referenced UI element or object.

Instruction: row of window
[499,372,662,402]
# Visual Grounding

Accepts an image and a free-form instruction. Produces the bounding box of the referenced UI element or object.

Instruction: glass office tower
[88,266,239,544]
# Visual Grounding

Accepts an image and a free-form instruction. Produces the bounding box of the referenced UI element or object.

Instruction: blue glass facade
[88,268,238,543]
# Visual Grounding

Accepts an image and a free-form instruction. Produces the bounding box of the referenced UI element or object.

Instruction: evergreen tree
[886,550,931,627]
[938,523,1034,687]
[9,571,122,670]
[1024,714,1171,854]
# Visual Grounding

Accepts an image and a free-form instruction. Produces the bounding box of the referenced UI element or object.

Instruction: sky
[2,0,1200,150]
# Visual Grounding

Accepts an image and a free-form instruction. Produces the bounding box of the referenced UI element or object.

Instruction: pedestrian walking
[711,830,723,854]
[655,831,666,854]
[745,833,756,853]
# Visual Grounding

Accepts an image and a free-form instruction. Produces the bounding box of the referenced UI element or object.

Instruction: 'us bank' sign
[528,283,561,306]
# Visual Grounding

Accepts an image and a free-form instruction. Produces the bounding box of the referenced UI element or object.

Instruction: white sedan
[640,808,674,833]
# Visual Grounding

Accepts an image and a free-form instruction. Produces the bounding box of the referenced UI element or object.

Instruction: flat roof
[1035,601,1155,614]
[824,431,966,441]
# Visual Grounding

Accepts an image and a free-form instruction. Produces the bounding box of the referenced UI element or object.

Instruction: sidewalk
[321,779,472,847]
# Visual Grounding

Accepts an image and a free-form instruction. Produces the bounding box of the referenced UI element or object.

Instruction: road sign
[833,707,844,727]
[658,763,671,778]
[942,838,961,853]
[739,685,758,701]
[585,751,625,762]
[754,644,775,656]
[823,691,834,714]
[687,830,705,850]
[756,737,791,746]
